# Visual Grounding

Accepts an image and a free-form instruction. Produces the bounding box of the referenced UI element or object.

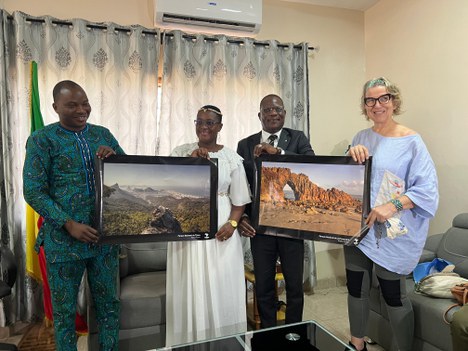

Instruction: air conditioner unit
[154,0,262,36]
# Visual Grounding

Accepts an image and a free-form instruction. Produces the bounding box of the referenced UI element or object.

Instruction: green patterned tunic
[23,122,125,262]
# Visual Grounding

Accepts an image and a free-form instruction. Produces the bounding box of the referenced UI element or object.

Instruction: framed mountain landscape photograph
[252,155,372,245]
[95,155,218,243]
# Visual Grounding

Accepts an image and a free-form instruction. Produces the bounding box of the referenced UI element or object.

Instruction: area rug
[17,323,55,351]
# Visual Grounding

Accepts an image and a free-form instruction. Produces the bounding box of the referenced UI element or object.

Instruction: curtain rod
[9,16,159,36]
[163,33,315,51]
[8,16,315,51]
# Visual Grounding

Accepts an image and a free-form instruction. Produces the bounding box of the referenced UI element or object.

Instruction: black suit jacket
[237,128,315,217]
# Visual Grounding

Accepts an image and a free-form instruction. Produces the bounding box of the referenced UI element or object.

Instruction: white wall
[1,0,155,26]
[365,0,468,236]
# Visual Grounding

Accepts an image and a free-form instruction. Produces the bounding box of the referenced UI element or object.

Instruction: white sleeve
[229,162,252,206]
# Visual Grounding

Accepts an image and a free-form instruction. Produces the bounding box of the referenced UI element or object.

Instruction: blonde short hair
[361,77,402,119]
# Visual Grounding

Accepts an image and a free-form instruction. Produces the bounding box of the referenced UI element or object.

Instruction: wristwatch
[227,219,238,228]
[276,147,283,155]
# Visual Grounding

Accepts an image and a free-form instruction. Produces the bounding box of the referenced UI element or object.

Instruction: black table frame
[155,320,353,351]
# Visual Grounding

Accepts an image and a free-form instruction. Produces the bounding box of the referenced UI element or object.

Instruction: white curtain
[158,30,310,154]
[159,30,316,290]
[0,10,159,322]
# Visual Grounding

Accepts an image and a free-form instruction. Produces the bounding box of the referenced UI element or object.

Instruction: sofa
[88,242,167,350]
[368,213,468,351]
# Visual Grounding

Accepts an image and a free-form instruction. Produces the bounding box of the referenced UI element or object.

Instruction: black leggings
[344,246,414,351]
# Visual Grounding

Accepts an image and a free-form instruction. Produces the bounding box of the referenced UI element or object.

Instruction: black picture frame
[252,155,372,246]
[95,154,218,244]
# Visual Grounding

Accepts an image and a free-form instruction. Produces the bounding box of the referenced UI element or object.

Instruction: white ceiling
[280,0,381,11]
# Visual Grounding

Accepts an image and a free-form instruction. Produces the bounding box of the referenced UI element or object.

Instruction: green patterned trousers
[47,249,119,351]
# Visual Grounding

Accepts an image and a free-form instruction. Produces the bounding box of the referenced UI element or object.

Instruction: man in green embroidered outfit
[23,80,124,351]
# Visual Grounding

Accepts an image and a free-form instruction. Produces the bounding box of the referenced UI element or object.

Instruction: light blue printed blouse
[23,122,125,263]
[352,128,439,275]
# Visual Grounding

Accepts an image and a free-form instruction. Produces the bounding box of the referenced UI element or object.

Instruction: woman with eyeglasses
[165,105,251,346]
[344,77,439,351]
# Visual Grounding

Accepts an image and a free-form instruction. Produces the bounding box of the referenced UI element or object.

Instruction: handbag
[415,272,468,299]
[443,283,468,324]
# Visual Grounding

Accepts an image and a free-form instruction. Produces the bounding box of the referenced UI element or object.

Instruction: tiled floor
[1,286,386,350]
[299,286,385,351]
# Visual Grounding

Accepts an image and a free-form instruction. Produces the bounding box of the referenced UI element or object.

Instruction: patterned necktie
[268,134,278,146]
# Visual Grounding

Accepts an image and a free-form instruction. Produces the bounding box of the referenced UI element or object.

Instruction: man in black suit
[237,94,315,328]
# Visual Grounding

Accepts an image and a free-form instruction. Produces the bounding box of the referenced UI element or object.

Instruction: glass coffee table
[154,320,353,350]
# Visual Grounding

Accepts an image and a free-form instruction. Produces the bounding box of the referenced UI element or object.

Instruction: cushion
[124,242,167,275]
[120,271,166,329]
[421,233,444,258]
[453,213,468,229]
[436,226,468,278]
[408,278,456,351]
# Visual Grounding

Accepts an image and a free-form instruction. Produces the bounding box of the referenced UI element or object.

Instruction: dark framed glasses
[262,106,285,114]
[364,93,393,107]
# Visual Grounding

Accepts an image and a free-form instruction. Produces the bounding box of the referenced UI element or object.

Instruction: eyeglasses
[194,119,220,127]
[262,107,285,114]
[364,94,393,107]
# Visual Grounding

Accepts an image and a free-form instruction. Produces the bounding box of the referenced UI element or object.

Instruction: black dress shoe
[346,341,368,351]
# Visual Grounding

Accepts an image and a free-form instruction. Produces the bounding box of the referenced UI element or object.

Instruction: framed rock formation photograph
[95,155,218,243]
[252,155,372,245]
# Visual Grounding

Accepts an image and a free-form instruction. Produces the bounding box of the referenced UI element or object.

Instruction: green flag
[26,60,45,281]
[30,61,44,132]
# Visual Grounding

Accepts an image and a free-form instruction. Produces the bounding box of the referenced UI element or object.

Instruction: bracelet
[390,198,403,212]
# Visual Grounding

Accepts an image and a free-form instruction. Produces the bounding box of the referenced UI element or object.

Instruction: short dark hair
[198,105,223,122]
[260,94,284,109]
[52,80,83,102]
